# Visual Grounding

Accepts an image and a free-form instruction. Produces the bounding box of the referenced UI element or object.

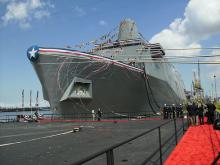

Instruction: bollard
[72,127,81,133]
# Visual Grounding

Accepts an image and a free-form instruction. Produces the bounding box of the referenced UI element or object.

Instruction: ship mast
[198,60,201,88]
[35,91,39,112]
[30,90,32,114]
[22,89,24,112]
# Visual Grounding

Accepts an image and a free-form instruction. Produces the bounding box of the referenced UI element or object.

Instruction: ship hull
[30,48,183,115]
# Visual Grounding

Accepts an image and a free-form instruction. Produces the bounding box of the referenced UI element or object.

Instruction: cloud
[183,0,220,40]
[150,0,220,94]
[34,10,50,19]
[150,0,220,56]
[1,0,54,29]
[99,20,107,26]
[73,6,86,17]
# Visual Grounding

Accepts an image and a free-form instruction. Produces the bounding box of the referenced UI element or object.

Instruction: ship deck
[0,119,184,165]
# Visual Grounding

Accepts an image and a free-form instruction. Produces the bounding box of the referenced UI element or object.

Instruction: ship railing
[72,118,188,165]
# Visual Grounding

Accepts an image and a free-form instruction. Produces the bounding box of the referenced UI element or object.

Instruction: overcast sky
[0,0,220,107]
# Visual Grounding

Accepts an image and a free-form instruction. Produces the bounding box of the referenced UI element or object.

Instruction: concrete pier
[0,119,185,165]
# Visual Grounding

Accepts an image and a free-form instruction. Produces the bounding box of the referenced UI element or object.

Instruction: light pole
[214,74,217,102]
[211,83,214,101]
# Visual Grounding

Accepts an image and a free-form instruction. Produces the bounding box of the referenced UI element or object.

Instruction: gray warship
[27,19,186,115]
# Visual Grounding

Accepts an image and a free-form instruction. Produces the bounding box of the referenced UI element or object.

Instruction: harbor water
[0,109,52,122]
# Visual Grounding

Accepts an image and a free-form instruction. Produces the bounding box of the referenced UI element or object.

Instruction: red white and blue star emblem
[27,45,39,62]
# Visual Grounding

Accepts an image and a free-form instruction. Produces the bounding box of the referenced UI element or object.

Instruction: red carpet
[165,123,220,165]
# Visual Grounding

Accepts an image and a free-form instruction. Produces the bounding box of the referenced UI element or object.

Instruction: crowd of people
[162,104,184,119]
[162,101,217,126]
[186,101,216,126]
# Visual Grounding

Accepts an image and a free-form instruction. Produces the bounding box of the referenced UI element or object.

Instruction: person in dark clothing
[168,106,172,119]
[176,105,179,118]
[176,104,182,118]
[34,110,39,119]
[187,103,194,126]
[210,103,216,123]
[179,104,183,118]
[172,104,176,119]
[192,102,198,125]
[166,105,170,119]
[206,102,210,123]
[97,108,102,121]
[197,103,204,125]
[176,104,183,118]
[206,103,211,123]
[163,104,168,119]
[206,102,216,124]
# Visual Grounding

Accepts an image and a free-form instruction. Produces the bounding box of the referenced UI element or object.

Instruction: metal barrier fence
[0,111,159,123]
[212,152,220,165]
[1,111,219,164]
[72,118,188,165]
[213,111,220,165]
[47,111,159,120]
